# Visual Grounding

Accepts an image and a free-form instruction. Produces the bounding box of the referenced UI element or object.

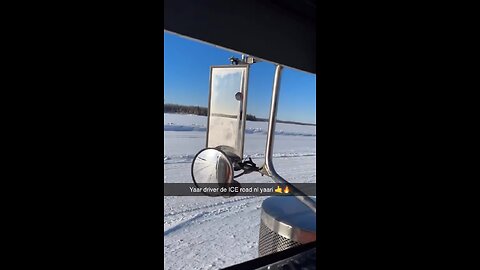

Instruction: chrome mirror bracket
[261,65,317,213]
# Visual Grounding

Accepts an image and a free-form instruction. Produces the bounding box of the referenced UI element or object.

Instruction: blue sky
[164,32,316,124]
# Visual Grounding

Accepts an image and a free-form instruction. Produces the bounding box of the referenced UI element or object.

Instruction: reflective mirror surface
[191,148,234,195]
[207,66,248,159]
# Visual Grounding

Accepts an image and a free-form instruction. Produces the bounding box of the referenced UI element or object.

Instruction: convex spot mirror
[206,65,249,160]
[191,148,240,197]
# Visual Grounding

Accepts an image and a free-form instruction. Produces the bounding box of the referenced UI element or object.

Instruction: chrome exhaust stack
[257,65,316,257]
[259,65,317,213]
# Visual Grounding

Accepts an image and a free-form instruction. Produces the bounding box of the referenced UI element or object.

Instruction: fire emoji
[283,186,290,194]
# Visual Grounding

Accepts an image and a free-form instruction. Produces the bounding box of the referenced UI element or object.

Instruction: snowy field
[164,113,316,270]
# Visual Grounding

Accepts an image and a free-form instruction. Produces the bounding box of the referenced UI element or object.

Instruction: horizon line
[164,103,316,126]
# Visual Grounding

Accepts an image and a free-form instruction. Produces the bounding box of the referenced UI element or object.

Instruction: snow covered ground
[164,113,316,270]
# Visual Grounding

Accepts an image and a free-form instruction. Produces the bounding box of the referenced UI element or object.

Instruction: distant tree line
[165,103,208,116]
[164,103,258,121]
[164,103,315,126]
[247,114,257,121]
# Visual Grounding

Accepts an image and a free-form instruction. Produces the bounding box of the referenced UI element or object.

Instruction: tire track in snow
[164,152,316,164]
[164,201,255,230]
[164,197,263,228]
[164,196,257,218]
[164,212,207,236]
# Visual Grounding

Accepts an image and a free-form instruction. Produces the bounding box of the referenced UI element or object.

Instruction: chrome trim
[260,65,317,213]
[239,64,249,158]
[261,209,316,244]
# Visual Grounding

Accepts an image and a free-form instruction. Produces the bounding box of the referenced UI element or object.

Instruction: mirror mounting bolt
[229,55,258,65]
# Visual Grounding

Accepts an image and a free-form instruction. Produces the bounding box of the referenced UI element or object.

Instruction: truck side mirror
[206,65,249,161]
[191,148,234,196]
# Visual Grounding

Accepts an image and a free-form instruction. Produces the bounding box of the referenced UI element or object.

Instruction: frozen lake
[164,113,316,270]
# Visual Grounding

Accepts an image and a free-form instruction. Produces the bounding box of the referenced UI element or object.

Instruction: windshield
[164,32,316,269]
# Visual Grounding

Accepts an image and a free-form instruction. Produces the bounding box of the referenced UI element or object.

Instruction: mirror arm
[259,65,317,213]
[230,55,260,65]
